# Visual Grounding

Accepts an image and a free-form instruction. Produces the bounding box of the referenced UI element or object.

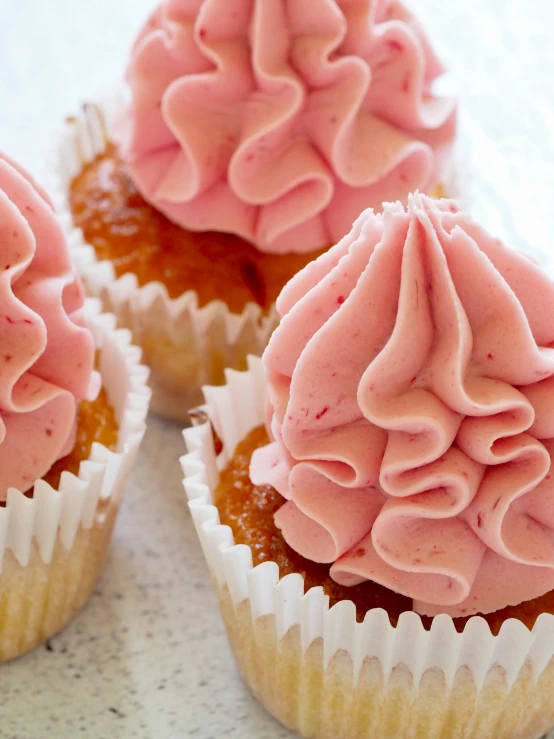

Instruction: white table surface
[1,1,554,737]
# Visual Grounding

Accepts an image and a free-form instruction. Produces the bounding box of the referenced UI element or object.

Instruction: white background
[1,1,553,737]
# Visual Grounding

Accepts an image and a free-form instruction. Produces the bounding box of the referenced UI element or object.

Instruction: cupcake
[183,194,554,738]
[50,0,457,421]
[0,152,150,662]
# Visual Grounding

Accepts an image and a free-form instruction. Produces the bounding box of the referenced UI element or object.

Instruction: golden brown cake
[69,147,325,316]
[42,388,117,490]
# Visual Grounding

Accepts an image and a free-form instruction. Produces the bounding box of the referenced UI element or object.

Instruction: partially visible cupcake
[183,195,554,738]
[51,0,457,421]
[0,152,149,662]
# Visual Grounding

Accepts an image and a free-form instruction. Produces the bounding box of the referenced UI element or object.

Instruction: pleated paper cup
[181,357,554,739]
[0,299,150,663]
[46,98,279,422]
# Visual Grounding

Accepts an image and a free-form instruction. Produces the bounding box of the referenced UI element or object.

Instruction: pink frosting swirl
[251,194,554,617]
[121,0,456,255]
[0,153,100,498]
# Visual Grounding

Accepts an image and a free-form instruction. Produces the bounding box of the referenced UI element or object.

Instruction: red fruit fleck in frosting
[251,194,554,617]
[120,0,456,254]
[0,153,99,498]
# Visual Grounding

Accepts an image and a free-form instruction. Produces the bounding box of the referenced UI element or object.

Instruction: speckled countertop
[1,1,554,737]
[0,416,291,738]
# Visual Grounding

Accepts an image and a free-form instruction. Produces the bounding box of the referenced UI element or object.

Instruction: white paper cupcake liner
[45,97,279,422]
[0,298,150,662]
[181,357,554,739]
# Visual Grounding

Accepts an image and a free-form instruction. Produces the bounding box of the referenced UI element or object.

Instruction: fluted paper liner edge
[0,298,150,571]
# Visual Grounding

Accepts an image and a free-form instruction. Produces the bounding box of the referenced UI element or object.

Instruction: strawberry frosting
[250,194,554,617]
[0,153,100,498]
[121,0,456,255]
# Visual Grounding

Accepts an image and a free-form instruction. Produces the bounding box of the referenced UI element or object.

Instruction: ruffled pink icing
[0,152,100,499]
[250,194,554,617]
[121,0,456,254]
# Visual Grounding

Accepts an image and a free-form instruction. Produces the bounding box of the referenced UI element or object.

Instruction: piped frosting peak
[121,0,456,254]
[251,194,554,616]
